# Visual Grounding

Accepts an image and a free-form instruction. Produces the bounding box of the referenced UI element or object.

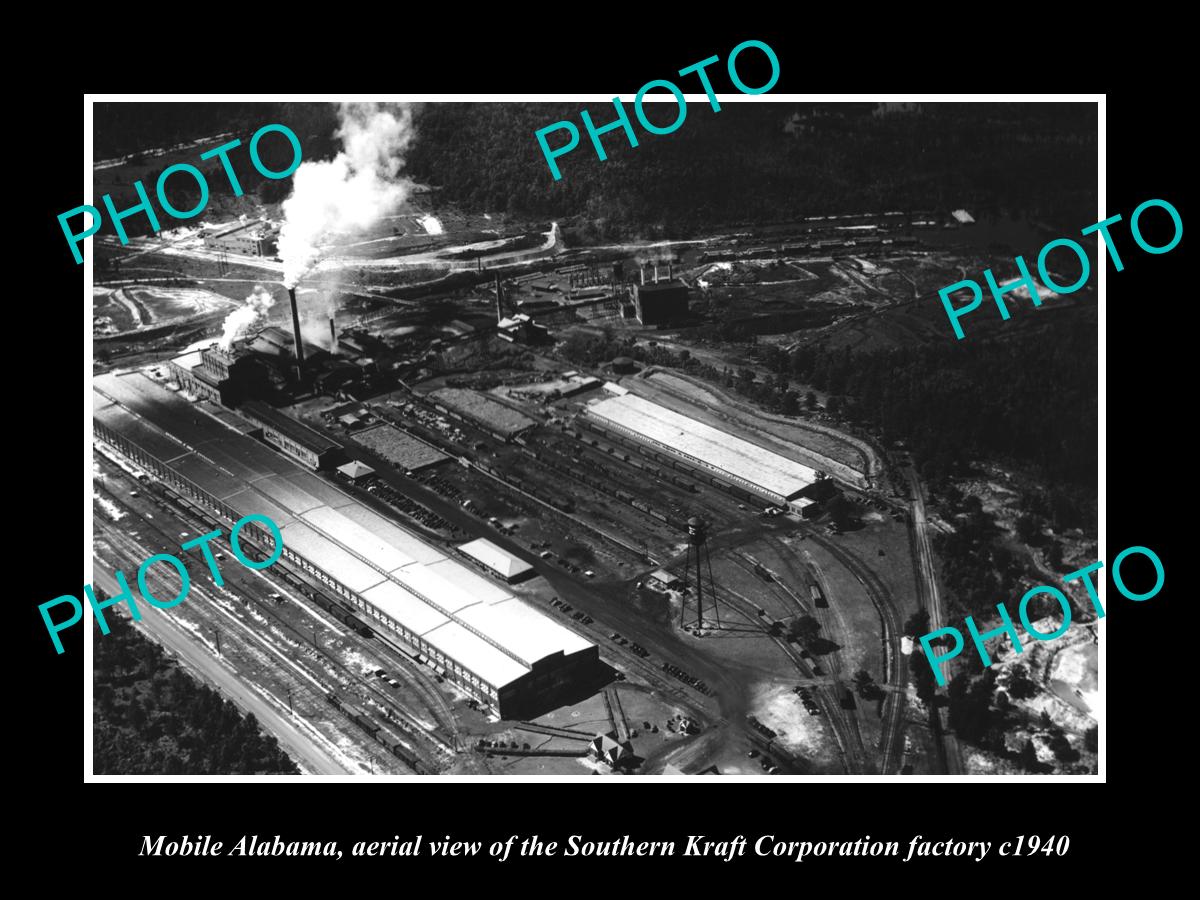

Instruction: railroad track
[97,457,458,769]
[94,527,400,773]
[797,528,906,775]
[107,521,448,771]
[516,722,594,741]
[710,579,865,775]
[610,688,630,742]
[726,550,870,772]
[155,482,460,755]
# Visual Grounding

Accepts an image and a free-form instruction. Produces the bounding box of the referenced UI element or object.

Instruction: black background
[21,22,1186,880]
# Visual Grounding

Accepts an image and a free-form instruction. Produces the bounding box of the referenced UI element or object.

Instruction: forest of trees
[787,324,1097,500]
[93,616,299,775]
[405,103,1097,236]
[95,102,1096,241]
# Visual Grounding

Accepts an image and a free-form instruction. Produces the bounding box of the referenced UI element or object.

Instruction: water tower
[681,516,720,630]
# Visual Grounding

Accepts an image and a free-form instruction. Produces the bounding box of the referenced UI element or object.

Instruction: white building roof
[361,580,449,635]
[423,621,529,687]
[458,597,593,666]
[278,521,386,594]
[301,505,418,575]
[586,393,818,500]
[458,538,535,580]
[95,370,595,692]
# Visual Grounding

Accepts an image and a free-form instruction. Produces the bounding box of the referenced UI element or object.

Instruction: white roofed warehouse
[584,393,819,510]
[92,372,598,720]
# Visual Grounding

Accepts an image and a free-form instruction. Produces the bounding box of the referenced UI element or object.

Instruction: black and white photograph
[78,97,1104,780]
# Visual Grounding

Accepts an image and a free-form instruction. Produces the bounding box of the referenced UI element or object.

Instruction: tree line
[93,616,299,775]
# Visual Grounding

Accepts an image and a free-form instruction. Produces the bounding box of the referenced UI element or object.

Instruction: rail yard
[90,104,1098,777]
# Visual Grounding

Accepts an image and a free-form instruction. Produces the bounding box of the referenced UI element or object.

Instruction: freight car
[340,611,374,638]
[344,703,380,735]
[389,741,425,773]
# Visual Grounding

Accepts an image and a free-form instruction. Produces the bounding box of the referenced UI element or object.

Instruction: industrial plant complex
[94,371,598,719]
[90,100,1099,780]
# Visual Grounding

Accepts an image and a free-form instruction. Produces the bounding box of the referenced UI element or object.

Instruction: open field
[93,285,238,336]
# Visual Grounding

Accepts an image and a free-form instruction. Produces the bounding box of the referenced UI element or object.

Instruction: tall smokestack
[668,262,673,281]
[287,287,305,377]
[640,266,645,285]
[495,273,503,323]
[329,317,337,353]
[654,264,660,284]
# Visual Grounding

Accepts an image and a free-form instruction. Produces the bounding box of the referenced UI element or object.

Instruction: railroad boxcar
[341,612,374,638]
[810,584,828,608]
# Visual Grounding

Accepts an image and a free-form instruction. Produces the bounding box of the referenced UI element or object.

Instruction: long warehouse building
[584,392,820,510]
[93,372,597,719]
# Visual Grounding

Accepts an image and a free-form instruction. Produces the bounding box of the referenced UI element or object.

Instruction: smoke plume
[278,102,417,288]
[219,285,275,350]
[296,288,339,351]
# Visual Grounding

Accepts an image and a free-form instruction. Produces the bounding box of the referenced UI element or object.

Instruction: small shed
[336,460,376,483]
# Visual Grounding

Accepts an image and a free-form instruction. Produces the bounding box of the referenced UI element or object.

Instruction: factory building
[584,392,819,510]
[237,400,342,470]
[247,326,324,364]
[204,221,279,257]
[93,372,599,719]
[497,314,550,344]
[167,344,266,405]
[428,387,538,441]
[634,280,690,326]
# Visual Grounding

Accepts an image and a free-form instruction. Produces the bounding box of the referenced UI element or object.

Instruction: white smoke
[296,288,339,351]
[219,285,275,350]
[278,102,417,289]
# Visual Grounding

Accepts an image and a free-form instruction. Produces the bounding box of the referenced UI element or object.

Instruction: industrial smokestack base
[287,287,305,378]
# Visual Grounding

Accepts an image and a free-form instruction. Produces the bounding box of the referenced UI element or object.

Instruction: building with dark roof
[428,388,537,441]
[237,400,342,470]
[247,326,324,363]
[634,280,690,326]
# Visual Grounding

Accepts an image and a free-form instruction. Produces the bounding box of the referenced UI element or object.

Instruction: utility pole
[287,689,293,714]
[214,627,221,656]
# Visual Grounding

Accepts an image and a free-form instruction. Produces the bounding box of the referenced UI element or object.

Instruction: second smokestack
[287,287,305,375]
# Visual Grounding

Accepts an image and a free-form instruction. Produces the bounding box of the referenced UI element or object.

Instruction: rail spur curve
[794,529,907,775]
